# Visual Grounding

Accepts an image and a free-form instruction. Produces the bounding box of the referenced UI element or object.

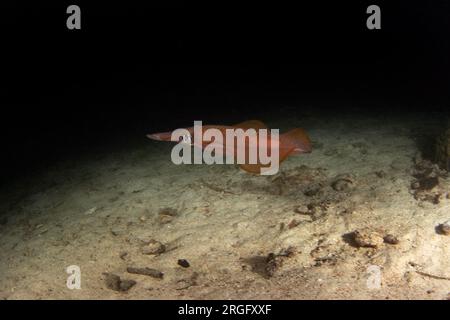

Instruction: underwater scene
[1,3,449,302]
[1,105,449,300]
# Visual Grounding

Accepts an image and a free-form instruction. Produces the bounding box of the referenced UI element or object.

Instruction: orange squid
[147,120,312,174]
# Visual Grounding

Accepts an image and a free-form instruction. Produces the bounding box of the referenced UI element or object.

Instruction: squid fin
[280,128,312,154]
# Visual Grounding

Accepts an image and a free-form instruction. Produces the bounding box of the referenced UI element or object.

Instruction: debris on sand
[241,247,297,279]
[141,240,166,255]
[265,253,283,277]
[332,179,352,191]
[110,227,125,236]
[410,176,439,191]
[310,239,341,267]
[265,247,297,278]
[177,259,190,268]
[410,159,447,204]
[408,262,450,281]
[159,208,178,216]
[175,272,199,290]
[331,174,354,192]
[383,234,400,245]
[348,229,384,248]
[437,220,450,236]
[127,267,164,279]
[158,207,178,224]
[103,273,136,292]
[294,203,328,221]
[414,193,441,205]
[294,204,310,214]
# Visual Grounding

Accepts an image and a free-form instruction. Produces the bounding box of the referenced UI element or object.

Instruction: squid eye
[182,134,192,144]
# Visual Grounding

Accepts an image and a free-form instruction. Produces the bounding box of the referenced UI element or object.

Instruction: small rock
[295,203,327,220]
[135,231,154,244]
[141,240,166,255]
[352,229,384,248]
[159,207,178,216]
[294,204,309,214]
[111,227,124,236]
[103,273,136,292]
[175,272,199,290]
[119,279,137,291]
[104,273,121,291]
[158,215,174,224]
[331,175,353,191]
[127,267,164,279]
[332,179,352,191]
[177,259,190,268]
[278,246,298,257]
[437,220,450,235]
[384,234,400,245]
[265,253,283,277]
[158,208,179,224]
[287,219,300,229]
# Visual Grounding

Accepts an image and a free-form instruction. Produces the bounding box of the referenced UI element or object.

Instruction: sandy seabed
[0,107,449,300]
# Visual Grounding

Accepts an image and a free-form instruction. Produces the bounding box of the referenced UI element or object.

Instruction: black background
[0,299,444,318]
[1,1,449,182]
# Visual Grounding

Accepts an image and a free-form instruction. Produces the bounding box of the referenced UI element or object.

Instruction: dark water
[1,2,449,184]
